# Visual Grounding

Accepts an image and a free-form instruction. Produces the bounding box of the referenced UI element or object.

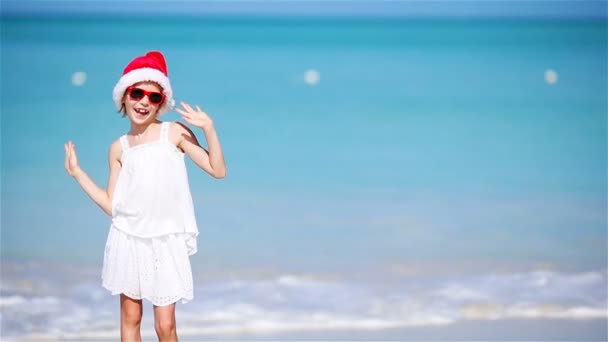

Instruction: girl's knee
[122,309,143,326]
[155,318,176,337]
[154,304,177,337]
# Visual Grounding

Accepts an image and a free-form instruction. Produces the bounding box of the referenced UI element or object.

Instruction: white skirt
[101,226,194,307]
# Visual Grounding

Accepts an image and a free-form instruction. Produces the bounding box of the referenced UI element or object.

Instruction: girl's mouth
[134,108,150,118]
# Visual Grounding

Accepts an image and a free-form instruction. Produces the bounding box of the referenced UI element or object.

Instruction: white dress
[101,121,199,306]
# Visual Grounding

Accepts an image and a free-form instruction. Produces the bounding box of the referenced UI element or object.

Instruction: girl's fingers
[64,141,80,175]
[183,102,194,112]
[65,144,71,170]
[180,114,188,122]
[70,143,77,161]
[175,108,187,115]
[180,112,192,121]
[178,102,204,114]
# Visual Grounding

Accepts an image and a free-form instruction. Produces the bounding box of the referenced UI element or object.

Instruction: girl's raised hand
[64,141,82,177]
[175,101,214,130]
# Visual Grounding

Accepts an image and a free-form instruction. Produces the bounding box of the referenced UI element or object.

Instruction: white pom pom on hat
[112,51,175,115]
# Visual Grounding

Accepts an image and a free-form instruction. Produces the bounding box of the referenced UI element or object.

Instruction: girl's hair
[118,103,127,117]
[117,81,164,118]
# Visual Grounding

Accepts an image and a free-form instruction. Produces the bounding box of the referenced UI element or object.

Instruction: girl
[64,51,226,342]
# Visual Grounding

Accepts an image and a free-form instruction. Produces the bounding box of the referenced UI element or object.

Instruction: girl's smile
[134,107,151,118]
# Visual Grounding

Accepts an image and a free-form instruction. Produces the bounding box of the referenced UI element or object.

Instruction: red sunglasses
[126,86,165,105]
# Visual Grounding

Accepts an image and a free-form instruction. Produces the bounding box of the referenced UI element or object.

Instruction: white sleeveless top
[111,121,199,256]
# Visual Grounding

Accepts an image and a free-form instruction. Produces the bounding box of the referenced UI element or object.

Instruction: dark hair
[118,103,127,117]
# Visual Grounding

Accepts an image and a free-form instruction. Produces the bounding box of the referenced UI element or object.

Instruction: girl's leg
[153,302,178,342]
[120,294,143,342]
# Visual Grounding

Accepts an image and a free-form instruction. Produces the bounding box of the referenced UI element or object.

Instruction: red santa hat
[112,51,174,115]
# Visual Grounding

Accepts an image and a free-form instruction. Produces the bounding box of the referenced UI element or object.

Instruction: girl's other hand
[64,141,82,177]
[175,101,214,130]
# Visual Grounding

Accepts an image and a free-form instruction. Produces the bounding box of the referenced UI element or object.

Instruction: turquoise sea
[1,15,606,340]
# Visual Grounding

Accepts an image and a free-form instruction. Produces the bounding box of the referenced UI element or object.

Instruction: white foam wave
[2,265,606,340]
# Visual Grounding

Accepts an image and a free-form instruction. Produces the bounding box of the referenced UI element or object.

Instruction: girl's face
[123,81,164,124]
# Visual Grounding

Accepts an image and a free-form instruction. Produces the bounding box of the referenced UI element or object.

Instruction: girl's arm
[64,140,122,216]
[175,102,227,179]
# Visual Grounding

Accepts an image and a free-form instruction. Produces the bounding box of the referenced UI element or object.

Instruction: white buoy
[71,71,87,86]
[304,69,320,85]
[544,69,558,85]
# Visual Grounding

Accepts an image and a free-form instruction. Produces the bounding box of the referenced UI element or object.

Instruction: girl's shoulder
[164,121,198,153]
[109,137,123,162]
[166,120,195,140]
[164,120,185,132]
[110,136,123,151]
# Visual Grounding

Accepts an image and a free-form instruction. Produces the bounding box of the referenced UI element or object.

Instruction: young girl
[64,51,226,341]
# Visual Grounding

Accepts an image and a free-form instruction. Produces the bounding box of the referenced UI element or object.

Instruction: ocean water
[1,15,606,340]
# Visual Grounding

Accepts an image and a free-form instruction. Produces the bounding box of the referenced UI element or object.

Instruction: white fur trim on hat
[112,67,175,115]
